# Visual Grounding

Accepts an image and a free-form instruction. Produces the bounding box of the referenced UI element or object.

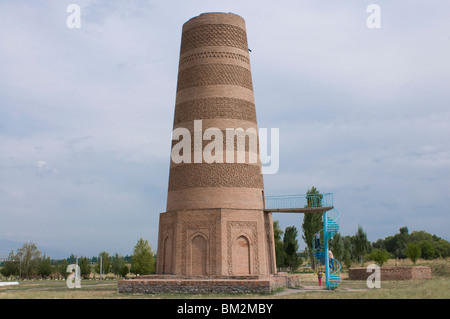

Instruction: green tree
[369,249,390,267]
[96,251,111,274]
[306,187,323,208]
[79,257,91,278]
[405,243,421,264]
[59,259,69,279]
[373,228,449,261]
[38,255,52,278]
[16,242,41,278]
[352,225,370,265]
[0,250,19,277]
[418,241,435,260]
[273,220,286,267]
[131,238,156,275]
[372,238,385,250]
[342,236,353,269]
[434,240,450,258]
[111,253,126,276]
[408,230,433,243]
[119,264,129,278]
[379,227,409,259]
[283,226,302,272]
[273,220,286,268]
[67,253,77,265]
[301,187,323,268]
[409,230,450,259]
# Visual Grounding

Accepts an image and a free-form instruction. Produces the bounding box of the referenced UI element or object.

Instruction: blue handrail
[263,193,333,210]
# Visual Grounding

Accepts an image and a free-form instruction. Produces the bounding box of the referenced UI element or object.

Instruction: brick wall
[118,274,301,295]
[348,266,431,280]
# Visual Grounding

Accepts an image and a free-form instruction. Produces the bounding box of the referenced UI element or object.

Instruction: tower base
[118,273,301,294]
[155,208,277,277]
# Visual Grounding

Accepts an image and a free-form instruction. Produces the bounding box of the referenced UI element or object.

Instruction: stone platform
[348,266,431,280]
[118,273,301,295]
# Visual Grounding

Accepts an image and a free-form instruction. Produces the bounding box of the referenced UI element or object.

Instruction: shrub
[405,243,421,264]
[369,249,390,267]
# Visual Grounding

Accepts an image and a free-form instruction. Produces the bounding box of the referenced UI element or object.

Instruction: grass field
[0,274,448,299]
[1,259,448,299]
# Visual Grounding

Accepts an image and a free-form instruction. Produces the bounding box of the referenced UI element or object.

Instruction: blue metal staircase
[262,192,342,289]
[312,208,342,289]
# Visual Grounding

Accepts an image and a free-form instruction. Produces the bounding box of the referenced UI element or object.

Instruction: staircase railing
[311,208,342,290]
[327,258,341,289]
[263,193,333,210]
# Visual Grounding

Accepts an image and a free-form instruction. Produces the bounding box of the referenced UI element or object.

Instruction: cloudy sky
[1,0,449,258]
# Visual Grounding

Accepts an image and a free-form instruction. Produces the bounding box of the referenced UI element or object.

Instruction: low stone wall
[118,274,301,295]
[348,266,431,280]
[278,272,302,289]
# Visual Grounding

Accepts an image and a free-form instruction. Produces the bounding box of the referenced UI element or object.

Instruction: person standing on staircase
[328,250,335,271]
[315,232,321,248]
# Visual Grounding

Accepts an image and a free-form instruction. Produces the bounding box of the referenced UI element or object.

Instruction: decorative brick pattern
[170,128,259,158]
[180,51,250,66]
[180,218,218,276]
[176,64,253,92]
[227,221,259,275]
[157,228,174,274]
[168,164,263,191]
[174,97,257,124]
[180,24,248,54]
[175,85,255,106]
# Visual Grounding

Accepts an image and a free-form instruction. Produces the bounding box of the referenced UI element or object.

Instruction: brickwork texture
[348,266,432,280]
[154,12,277,280]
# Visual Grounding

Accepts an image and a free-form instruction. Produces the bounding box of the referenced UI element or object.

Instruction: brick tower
[156,12,276,277]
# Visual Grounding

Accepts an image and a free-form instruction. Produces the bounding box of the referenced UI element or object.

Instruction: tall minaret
[156,12,276,277]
